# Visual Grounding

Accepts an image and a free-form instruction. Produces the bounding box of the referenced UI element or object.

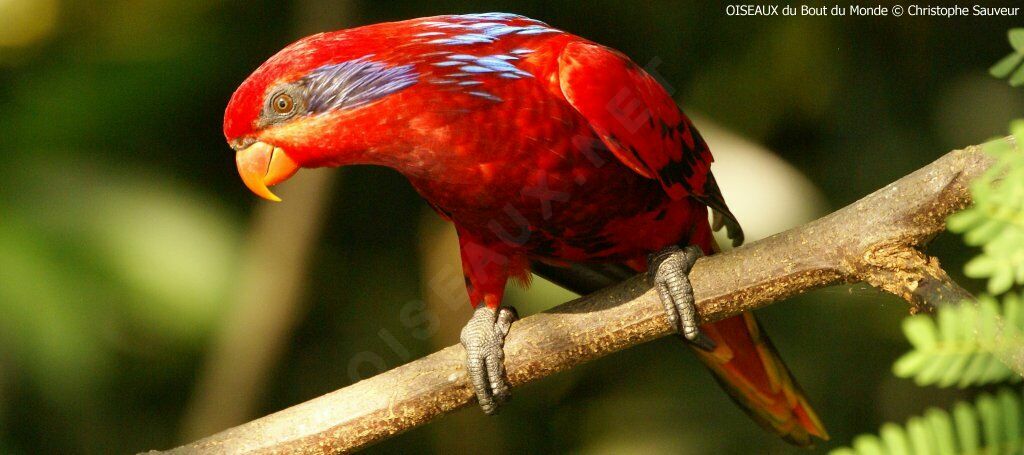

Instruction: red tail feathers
[693,313,828,446]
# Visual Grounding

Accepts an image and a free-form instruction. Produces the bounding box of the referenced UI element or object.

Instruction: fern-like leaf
[893,293,1024,387]
[946,121,1024,295]
[991,29,1024,86]
[830,388,1024,454]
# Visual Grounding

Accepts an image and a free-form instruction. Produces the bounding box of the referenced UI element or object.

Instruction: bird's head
[224,28,420,201]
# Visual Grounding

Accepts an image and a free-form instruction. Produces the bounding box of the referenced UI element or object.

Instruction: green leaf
[947,208,983,233]
[954,401,980,454]
[925,408,956,455]
[830,388,1024,454]
[980,137,1014,158]
[903,315,938,349]
[1011,119,1024,139]
[1000,389,1022,453]
[958,352,994,387]
[907,416,933,454]
[880,422,913,455]
[990,266,1015,295]
[852,435,886,455]
[978,393,1002,451]
[950,122,1024,296]
[1006,293,1023,331]
[894,292,1024,388]
[1011,65,1024,87]
[965,255,1000,278]
[991,52,1024,78]
[893,351,931,378]
[963,218,1006,246]
[1010,28,1024,53]
[993,29,1024,86]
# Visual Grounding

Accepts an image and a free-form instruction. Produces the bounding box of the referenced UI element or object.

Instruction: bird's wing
[558,41,743,245]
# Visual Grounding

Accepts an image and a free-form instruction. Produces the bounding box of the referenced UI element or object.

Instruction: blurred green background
[1,1,1023,453]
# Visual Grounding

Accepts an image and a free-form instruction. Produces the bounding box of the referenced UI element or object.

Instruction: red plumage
[225,13,826,445]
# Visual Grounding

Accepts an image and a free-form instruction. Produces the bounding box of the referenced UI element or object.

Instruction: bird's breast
[407,121,698,262]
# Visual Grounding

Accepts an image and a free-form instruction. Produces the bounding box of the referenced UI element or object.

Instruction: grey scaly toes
[649,245,716,351]
[460,305,518,414]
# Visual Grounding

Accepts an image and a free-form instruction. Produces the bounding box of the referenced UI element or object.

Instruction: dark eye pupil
[273,94,293,114]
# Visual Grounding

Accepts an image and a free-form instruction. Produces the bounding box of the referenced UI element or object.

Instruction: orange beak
[234,141,301,202]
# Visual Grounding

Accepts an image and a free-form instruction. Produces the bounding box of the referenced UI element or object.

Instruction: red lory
[224,13,827,445]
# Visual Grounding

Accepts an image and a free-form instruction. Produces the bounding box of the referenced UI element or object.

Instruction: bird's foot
[649,245,716,351]
[460,305,518,414]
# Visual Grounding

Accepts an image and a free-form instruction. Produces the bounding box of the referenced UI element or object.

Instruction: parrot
[223,12,828,445]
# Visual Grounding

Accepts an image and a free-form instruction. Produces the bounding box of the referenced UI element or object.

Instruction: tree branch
[154,139,1011,454]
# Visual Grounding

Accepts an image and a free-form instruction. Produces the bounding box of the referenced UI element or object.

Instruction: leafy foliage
[946,121,1024,295]
[835,35,1024,452]
[990,28,1024,86]
[830,388,1024,455]
[893,293,1024,388]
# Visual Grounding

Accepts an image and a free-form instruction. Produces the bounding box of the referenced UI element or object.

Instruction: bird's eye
[271,93,295,115]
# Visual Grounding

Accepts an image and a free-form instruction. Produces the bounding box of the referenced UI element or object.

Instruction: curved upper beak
[234,141,301,202]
